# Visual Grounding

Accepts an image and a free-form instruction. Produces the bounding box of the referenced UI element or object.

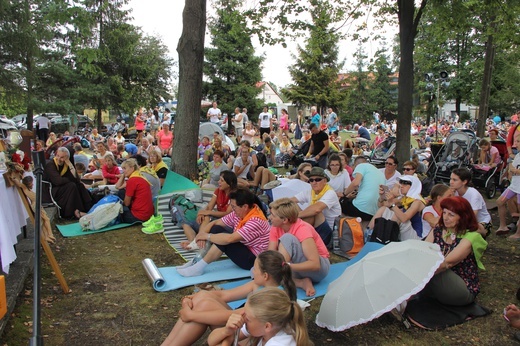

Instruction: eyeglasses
[230,204,241,210]
[385,162,396,166]
[399,180,412,186]
[403,167,414,171]
[308,178,324,183]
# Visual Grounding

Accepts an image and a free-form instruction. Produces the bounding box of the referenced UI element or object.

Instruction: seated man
[341,155,385,221]
[177,189,269,277]
[268,198,330,296]
[290,167,341,245]
[43,147,92,219]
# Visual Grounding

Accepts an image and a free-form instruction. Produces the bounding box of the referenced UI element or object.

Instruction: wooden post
[15,186,70,294]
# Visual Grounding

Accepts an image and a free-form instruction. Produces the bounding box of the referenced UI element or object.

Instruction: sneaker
[143,214,163,227]
[141,222,164,234]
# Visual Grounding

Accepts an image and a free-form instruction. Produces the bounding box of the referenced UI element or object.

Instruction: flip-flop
[495,228,510,236]
[507,223,517,231]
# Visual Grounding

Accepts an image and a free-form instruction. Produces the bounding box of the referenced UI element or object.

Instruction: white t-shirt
[259,112,272,128]
[234,112,243,129]
[379,167,401,189]
[208,107,221,123]
[421,205,439,238]
[36,116,51,129]
[509,154,520,193]
[294,187,341,228]
[241,325,296,346]
[325,170,351,194]
[233,156,252,179]
[455,187,491,223]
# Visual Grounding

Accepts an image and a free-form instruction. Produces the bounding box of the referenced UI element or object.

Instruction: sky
[127,0,398,89]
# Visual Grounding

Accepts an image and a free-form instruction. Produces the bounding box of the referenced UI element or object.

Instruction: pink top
[157,130,174,150]
[280,113,288,128]
[269,219,329,258]
[135,115,146,131]
[221,211,270,256]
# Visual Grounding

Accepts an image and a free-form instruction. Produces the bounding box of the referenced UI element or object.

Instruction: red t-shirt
[102,165,120,184]
[214,188,230,212]
[125,175,154,221]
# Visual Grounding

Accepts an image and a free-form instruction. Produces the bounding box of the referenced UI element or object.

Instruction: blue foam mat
[222,242,385,309]
[151,259,251,292]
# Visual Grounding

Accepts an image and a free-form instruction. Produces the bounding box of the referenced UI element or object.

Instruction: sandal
[495,228,510,236]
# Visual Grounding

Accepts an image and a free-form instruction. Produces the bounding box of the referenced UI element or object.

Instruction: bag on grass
[370,217,400,245]
[336,217,364,258]
[80,195,122,231]
[168,193,199,225]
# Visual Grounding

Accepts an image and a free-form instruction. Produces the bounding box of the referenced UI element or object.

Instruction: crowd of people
[26,105,520,345]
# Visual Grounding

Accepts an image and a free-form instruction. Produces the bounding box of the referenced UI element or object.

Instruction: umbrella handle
[233,328,239,346]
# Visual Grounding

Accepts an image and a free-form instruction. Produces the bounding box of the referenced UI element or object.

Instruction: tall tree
[172,0,206,179]
[282,0,346,113]
[368,46,398,119]
[344,45,372,123]
[203,0,264,118]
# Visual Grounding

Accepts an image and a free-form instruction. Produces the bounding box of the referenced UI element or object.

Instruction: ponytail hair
[257,251,296,301]
[246,288,313,346]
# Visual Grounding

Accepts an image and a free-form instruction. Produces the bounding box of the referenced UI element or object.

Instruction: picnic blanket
[222,242,385,309]
[56,221,139,237]
[142,258,251,292]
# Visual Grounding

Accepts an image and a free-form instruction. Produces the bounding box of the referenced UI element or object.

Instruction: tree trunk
[172,0,206,180]
[395,0,416,169]
[477,34,495,138]
[97,107,102,131]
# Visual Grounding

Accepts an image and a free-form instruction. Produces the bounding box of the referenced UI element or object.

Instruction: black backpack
[370,217,400,245]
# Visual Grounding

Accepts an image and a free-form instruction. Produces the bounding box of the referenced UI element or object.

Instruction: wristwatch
[390,204,396,209]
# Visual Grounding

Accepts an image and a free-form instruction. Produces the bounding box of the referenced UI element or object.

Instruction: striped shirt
[221,211,270,256]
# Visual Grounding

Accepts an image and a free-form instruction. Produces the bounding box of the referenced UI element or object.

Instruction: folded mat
[142,258,251,292]
[222,241,385,309]
[56,221,139,237]
[405,297,492,330]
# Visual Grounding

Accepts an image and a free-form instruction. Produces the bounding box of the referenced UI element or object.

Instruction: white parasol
[315,240,444,332]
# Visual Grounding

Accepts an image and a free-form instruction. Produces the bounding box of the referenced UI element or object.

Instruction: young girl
[477,138,500,168]
[207,287,313,346]
[161,251,296,346]
[421,184,453,238]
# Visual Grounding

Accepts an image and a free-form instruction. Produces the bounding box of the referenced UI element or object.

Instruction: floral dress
[432,227,480,295]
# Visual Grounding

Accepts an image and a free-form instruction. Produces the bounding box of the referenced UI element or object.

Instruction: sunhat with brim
[304,167,330,181]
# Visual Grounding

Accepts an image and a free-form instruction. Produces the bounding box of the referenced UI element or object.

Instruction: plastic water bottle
[193,236,211,264]
[365,227,373,243]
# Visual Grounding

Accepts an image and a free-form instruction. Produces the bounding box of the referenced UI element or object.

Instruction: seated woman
[107,137,118,156]
[329,130,342,152]
[113,158,154,223]
[201,150,232,189]
[177,189,269,277]
[197,136,212,161]
[46,132,58,148]
[288,162,312,181]
[208,287,311,346]
[181,171,237,250]
[161,251,296,346]
[325,153,351,198]
[421,184,453,238]
[268,198,331,297]
[148,148,168,188]
[206,136,230,163]
[156,122,174,157]
[369,175,426,241]
[234,146,254,189]
[418,196,487,306]
[277,133,293,165]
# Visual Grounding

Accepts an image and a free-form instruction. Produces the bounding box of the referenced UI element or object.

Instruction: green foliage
[368,46,398,117]
[282,0,347,111]
[343,45,372,123]
[203,0,265,117]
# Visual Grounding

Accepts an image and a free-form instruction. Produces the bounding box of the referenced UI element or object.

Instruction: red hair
[438,196,479,234]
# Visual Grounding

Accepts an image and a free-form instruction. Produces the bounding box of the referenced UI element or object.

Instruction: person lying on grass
[268,198,330,296]
[180,171,237,250]
[161,251,296,346]
[177,188,269,277]
[207,287,313,346]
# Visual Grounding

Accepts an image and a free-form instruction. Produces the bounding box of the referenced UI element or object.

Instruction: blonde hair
[149,149,163,163]
[295,162,312,180]
[269,198,299,223]
[246,288,312,346]
[122,158,138,171]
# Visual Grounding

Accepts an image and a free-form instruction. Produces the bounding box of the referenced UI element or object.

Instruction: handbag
[370,217,400,245]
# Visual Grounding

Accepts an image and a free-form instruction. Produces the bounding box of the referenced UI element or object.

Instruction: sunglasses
[308,178,324,183]
[403,167,414,171]
[399,180,412,186]
[385,162,396,166]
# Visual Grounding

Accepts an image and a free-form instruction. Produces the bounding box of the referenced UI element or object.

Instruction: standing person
[232,107,244,143]
[207,288,312,346]
[450,168,491,237]
[310,106,321,127]
[241,107,249,127]
[269,198,330,297]
[36,113,51,144]
[326,108,338,134]
[306,123,329,169]
[290,167,341,245]
[207,101,221,124]
[134,108,146,145]
[279,108,290,137]
[114,158,154,223]
[177,189,269,277]
[258,106,272,138]
[341,155,386,221]
[294,109,304,140]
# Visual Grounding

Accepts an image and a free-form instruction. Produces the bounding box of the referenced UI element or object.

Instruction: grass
[2,212,519,345]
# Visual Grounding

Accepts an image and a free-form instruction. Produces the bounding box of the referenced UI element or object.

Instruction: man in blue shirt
[310,106,321,127]
[357,121,371,141]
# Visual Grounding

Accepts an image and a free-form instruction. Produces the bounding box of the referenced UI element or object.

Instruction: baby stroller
[472,140,508,198]
[369,136,396,168]
[431,131,479,185]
